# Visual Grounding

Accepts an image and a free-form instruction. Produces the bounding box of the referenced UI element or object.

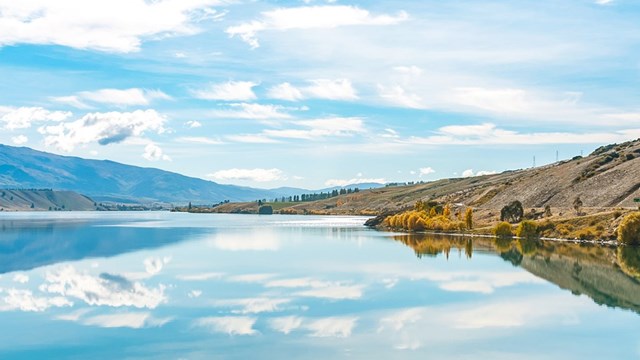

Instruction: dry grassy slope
[0,189,96,211]
[212,139,640,215]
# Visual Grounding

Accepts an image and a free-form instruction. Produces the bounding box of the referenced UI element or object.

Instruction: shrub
[494,222,513,238]
[516,220,538,239]
[501,200,524,223]
[258,205,273,215]
[618,212,640,245]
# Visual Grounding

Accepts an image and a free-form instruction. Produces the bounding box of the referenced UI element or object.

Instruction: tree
[573,196,583,216]
[516,220,538,239]
[443,205,452,218]
[618,212,640,245]
[544,205,552,218]
[465,208,473,229]
[258,205,273,215]
[494,222,513,238]
[30,203,34,209]
[500,201,524,223]
[188,202,192,210]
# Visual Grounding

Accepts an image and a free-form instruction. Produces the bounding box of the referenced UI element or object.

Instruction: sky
[0,0,639,189]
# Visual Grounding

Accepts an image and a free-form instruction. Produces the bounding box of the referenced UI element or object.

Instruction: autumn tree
[573,196,583,216]
[465,208,473,229]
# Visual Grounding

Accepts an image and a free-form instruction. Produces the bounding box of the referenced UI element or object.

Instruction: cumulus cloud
[143,257,171,276]
[38,109,166,152]
[194,316,258,336]
[1,288,72,312]
[40,265,166,309]
[191,81,258,101]
[10,135,28,145]
[52,88,171,108]
[12,274,29,284]
[378,85,424,109]
[267,82,304,101]
[268,79,358,101]
[226,5,408,48]
[185,120,202,128]
[418,167,435,177]
[0,106,72,130]
[0,0,226,53]
[143,143,171,162]
[462,169,497,178]
[207,168,283,182]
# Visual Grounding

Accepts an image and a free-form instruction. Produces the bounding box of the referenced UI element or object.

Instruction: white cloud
[215,297,291,314]
[210,103,292,119]
[191,81,258,101]
[227,273,276,283]
[177,136,224,145]
[208,168,283,182]
[0,106,72,130]
[185,120,202,128]
[462,169,475,178]
[324,178,385,187]
[143,257,170,276]
[1,288,72,312]
[176,272,224,281]
[226,5,408,48]
[378,85,424,109]
[262,117,366,140]
[12,274,29,284]
[405,123,640,146]
[40,265,166,309]
[418,167,435,177]
[188,290,202,298]
[38,109,166,152]
[595,0,614,4]
[82,312,172,329]
[267,82,304,101]
[305,317,357,338]
[10,135,28,145]
[225,134,280,144]
[194,316,258,336]
[53,88,171,108]
[265,277,364,300]
[0,0,226,53]
[267,79,357,101]
[303,79,358,100]
[143,143,171,162]
[269,316,304,334]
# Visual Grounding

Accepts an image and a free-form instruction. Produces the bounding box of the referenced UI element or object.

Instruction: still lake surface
[0,212,639,359]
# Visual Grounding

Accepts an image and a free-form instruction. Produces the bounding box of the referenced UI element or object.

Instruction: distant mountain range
[0,144,383,204]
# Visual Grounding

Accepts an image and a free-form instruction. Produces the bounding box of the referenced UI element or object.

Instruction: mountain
[214,138,640,215]
[0,189,96,211]
[0,144,286,204]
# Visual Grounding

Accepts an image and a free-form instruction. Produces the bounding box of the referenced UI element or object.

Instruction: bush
[494,222,513,238]
[618,212,640,245]
[258,205,273,215]
[516,220,538,239]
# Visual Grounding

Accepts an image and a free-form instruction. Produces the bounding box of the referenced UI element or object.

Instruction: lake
[0,212,639,359]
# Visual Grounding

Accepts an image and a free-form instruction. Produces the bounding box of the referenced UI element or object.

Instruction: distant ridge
[0,144,385,204]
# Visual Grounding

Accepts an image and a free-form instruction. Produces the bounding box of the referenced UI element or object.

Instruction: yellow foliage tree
[465,208,473,229]
[443,205,451,219]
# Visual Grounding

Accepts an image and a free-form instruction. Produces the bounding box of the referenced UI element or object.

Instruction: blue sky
[0,0,639,189]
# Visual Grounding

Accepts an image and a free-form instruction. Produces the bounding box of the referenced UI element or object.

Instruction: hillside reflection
[0,218,208,274]
[392,233,640,315]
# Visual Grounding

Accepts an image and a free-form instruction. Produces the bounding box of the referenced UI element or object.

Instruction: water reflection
[392,233,640,315]
[0,218,208,274]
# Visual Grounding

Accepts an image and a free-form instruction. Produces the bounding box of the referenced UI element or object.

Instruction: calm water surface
[0,212,639,359]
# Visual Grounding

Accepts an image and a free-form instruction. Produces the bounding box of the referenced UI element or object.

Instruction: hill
[0,189,96,211]
[212,138,640,217]
[0,144,289,204]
